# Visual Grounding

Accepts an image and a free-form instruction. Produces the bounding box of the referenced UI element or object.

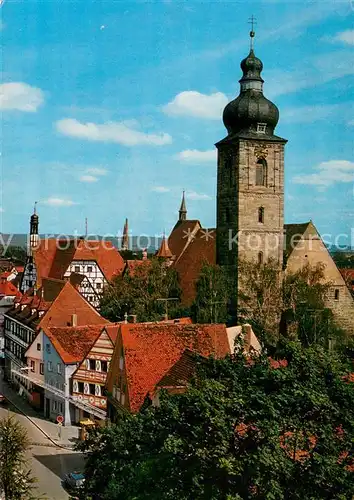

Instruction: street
[0,376,85,499]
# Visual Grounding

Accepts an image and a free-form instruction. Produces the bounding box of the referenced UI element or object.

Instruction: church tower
[216,26,287,317]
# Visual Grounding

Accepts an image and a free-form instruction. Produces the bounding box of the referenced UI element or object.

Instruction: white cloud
[56,118,172,146]
[0,207,4,213]
[176,149,217,163]
[86,167,108,176]
[0,82,44,112]
[281,104,342,123]
[151,186,170,193]
[80,175,98,183]
[163,91,228,120]
[334,30,354,45]
[187,190,212,201]
[293,160,354,188]
[348,119,354,126]
[43,197,77,207]
[268,50,354,98]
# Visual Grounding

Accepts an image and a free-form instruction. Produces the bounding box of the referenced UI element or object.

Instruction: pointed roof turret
[156,234,172,259]
[122,218,129,251]
[179,191,187,222]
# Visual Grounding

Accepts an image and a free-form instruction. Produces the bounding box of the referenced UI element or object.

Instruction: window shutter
[85,359,90,370]
[96,360,101,371]
[95,385,101,396]
[73,381,78,392]
[84,383,89,394]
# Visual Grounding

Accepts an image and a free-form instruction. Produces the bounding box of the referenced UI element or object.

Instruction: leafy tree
[238,259,343,348]
[332,251,354,270]
[78,341,354,499]
[192,263,231,324]
[0,416,37,500]
[0,246,27,265]
[100,257,182,322]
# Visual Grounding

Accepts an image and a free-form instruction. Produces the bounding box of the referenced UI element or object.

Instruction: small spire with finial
[248,15,257,50]
[85,217,88,238]
[33,201,38,215]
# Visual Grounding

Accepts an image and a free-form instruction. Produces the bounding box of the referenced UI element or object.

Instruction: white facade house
[64,261,104,308]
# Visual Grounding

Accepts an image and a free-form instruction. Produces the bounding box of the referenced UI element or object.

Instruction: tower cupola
[222,27,279,138]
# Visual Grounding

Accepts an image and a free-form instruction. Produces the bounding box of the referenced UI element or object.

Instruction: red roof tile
[156,349,202,389]
[168,220,201,260]
[44,324,107,364]
[173,229,216,305]
[38,282,110,330]
[105,324,120,345]
[156,236,172,259]
[0,280,21,297]
[116,322,230,412]
[33,238,125,286]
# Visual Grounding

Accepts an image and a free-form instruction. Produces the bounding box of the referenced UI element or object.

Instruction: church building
[167,29,354,335]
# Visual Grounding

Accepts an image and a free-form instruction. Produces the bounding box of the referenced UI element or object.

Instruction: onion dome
[222,33,279,137]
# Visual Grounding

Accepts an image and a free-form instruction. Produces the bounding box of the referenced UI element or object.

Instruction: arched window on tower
[258,251,264,265]
[256,159,267,186]
[258,207,264,223]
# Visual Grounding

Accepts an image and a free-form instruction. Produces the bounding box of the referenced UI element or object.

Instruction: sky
[0,0,353,248]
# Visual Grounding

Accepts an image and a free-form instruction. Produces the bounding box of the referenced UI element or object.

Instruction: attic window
[74,266,80,273]
[257,123,266,134]
[87,266,93,272]
[334,289,339,301]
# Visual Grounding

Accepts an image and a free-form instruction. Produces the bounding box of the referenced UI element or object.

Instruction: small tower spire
[29,202,39,252]
[156,232,173,260]
[248,15,257,51]
[179,191,187,222]
[122,218,129,251]
[85,217,88,238]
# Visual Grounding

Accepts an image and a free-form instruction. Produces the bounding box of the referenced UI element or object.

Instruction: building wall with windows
[286,222,354,335]
[72,327,115,421]
[64,261,105,307]
[42,332,76,425]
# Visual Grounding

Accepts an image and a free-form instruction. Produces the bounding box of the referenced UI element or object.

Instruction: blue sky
[0,0,353,247]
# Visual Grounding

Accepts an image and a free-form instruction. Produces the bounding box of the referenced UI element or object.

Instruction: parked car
[63,472,85,491]
[0,394,7,404]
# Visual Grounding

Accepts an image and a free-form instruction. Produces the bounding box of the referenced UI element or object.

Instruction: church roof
[168,220,201,261]
[284,222,311,260]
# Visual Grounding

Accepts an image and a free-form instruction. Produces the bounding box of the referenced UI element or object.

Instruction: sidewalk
[0,377,80,449]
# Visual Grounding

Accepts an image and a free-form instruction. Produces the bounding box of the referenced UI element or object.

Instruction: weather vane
[248,15,257,50]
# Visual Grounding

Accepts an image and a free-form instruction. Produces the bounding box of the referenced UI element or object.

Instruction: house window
[46,344,51,354]
[52,400,57,411]
[256,159,267,186]
[47,361,53,372]
[78,382,84,393]
[101,361,108,373]
[40,363,44,375]
[258,207,264,224]
[89,359,96,371]
[57,363,62,374]
[89,383,96,395]
[334,289,339,301]
[30,360,35,373]
[74,266,80,273]
[258,252,264,265]
[257,123,267,134]
[36,343,41,351]
[87,266,93,272]
[96,282,101,289]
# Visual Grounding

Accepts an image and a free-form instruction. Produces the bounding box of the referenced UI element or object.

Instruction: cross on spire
[33,201,38,214]
[248,15,257,50]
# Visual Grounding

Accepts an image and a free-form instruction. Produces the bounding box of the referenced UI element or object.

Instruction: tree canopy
[100,257,183,323]
[192,262,230,324]
[0,416,37,500]
[78,341,354,500]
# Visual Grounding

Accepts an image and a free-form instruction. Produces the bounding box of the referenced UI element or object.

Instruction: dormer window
[257,123,266,134]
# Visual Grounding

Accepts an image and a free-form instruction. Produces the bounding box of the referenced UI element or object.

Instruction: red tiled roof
[173,229,216,305]
[118,322,230,412]
[33,238,125,286]
[168,220,201,260]
[105,324,120,345]
[156,236,172,259]
[0,280,21,297]
[44,324,107,364]
[156,349,202,389]
[38,282,110,330]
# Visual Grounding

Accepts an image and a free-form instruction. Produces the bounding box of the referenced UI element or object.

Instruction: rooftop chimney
[71,313,78,327]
